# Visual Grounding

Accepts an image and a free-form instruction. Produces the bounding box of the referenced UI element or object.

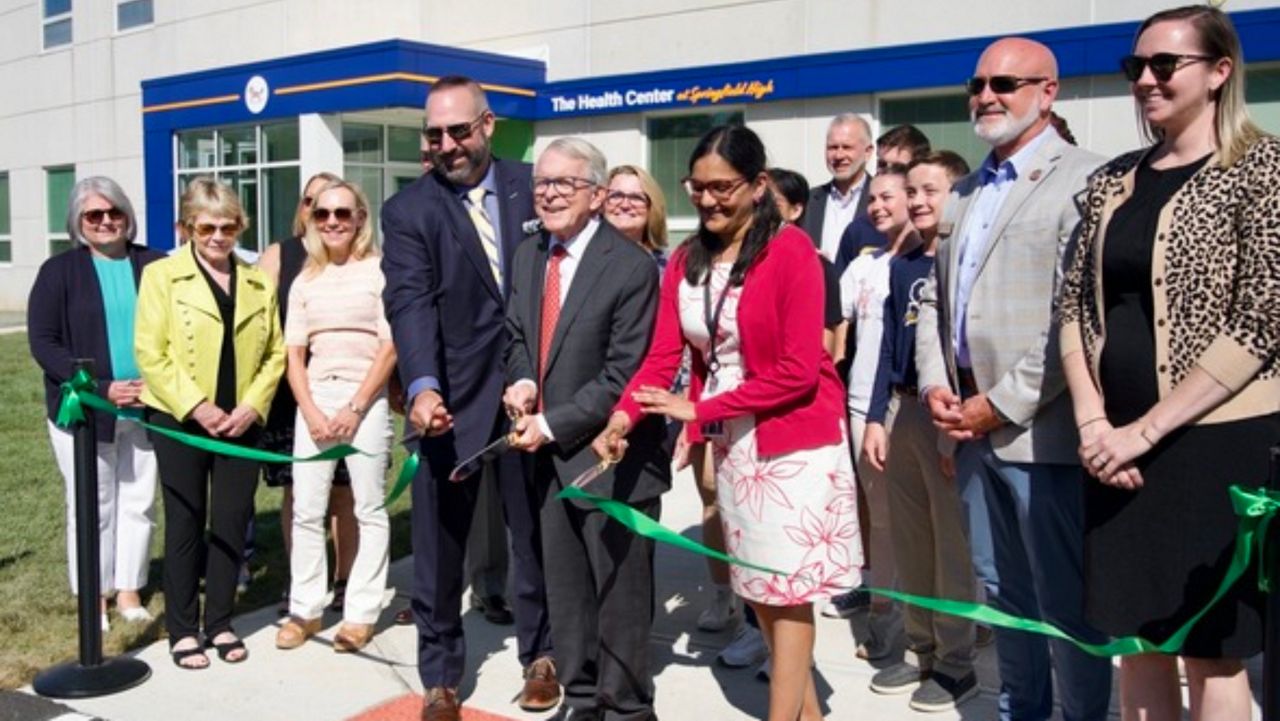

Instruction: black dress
[1084,154,1268,658]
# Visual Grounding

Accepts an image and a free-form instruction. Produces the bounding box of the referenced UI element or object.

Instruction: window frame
[0,172,11,265]
[41,0,73,51]
[46,165,76,258]
[114,0,154,34]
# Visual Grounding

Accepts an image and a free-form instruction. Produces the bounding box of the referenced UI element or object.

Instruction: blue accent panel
[535,7,1280,119]
[143,127,176,250]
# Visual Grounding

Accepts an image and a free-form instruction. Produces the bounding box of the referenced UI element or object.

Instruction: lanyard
[702,272,732,374]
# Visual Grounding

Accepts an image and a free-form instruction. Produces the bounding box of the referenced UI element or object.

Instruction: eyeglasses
[532,176,596,196]
[682,176,748,203]
[605,190,650,208]
[189,222,241,239]
[965,75,1050,96]
[1120,53,1215,82]
[422,113,487,146]
[82,208,126,224]
[311,207,357,223]
[876,161,910,175]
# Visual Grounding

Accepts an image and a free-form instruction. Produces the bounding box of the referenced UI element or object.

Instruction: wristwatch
[347,400,366,416]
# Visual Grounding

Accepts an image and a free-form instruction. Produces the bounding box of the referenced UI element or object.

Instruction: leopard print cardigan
[1058,135,1280,424]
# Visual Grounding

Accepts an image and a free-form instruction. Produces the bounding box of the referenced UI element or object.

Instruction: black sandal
[206,635,249,663]
[170,640,209,670]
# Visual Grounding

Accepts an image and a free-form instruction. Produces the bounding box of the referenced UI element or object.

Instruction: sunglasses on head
[422,113,486,145]
[965,75,1049,96]
[311,206,357,223]
[82,208,125,224]
[1120,53,1215,82]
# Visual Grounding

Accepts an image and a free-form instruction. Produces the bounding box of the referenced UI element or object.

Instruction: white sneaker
[696,586,740,632]
[718,624,769,668]
[119,605,154,623]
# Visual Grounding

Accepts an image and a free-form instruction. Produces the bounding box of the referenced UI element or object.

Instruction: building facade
[2,0,1279,310]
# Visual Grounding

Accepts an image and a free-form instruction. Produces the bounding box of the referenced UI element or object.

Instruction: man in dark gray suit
[800,113,875,267]
[503,137,669,721]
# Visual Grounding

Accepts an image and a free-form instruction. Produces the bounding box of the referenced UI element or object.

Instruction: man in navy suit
[381,75,556,721]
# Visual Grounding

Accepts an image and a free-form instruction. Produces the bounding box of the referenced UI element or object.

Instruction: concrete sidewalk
[22,466,1264,720]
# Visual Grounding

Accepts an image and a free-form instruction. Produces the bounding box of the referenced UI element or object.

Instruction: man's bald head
[969,37,1060,158]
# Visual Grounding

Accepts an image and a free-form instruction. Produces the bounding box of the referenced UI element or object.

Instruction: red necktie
[538,245,568,398]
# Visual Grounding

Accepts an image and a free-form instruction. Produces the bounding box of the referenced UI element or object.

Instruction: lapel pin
[1029,169,1043,181]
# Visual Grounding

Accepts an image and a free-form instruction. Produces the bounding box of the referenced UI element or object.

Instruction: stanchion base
[32,656,150,699]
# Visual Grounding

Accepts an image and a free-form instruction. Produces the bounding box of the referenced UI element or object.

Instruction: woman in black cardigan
[28,176,165,632]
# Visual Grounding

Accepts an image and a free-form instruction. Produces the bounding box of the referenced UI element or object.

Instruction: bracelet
[1139,426,1158,446]
[347,400,366,416]
[1077,416,1107,430]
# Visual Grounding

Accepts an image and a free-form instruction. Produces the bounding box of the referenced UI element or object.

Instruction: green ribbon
[58,369,416,509]
[560,482,1278,658]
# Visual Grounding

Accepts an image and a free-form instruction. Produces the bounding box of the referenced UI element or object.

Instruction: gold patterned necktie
[466,185,502,286]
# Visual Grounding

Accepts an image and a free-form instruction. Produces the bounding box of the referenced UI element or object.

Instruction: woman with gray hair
[28,175,166,631]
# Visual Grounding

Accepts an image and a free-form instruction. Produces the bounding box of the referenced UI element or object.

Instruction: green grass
[0,333,414,689]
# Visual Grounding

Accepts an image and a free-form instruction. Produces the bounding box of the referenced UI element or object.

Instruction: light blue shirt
[953,126,1056,368]
[407,160,504,405]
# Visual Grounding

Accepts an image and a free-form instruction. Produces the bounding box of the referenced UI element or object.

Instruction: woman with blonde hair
[136,177,285,668]
[275,178,397,653]
[604,165,668,262]
[1060,6,1278,719]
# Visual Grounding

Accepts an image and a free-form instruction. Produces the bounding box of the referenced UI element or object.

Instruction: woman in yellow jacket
[135,177,284,670]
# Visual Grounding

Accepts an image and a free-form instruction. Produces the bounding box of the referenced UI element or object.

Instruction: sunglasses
[82,208,126,224]
[605,190,650,208]
[965,75,1049,96]
[1120,53,1215,82]
[422,113,486,145]
[311,207,357,223]
[190,222,241,239]
[682,176,748,203]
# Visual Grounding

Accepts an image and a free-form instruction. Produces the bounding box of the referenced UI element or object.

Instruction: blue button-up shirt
[953,126,1056,368]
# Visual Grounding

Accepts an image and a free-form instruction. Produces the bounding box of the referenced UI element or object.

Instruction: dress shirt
[517,216,601,440]
[953,126,1056,368]
[819,177,865,261]
[407,160,504,405]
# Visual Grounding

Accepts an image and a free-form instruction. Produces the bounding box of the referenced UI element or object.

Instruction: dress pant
[850,415,896,594]
[954,438,1111,721]
[464,462,510,599]
[539,453,658,721]
[411,414,551,688]
[882,394,974,679]
[148,411,260,641]
[289,379,392,624]
[48,418,157,594]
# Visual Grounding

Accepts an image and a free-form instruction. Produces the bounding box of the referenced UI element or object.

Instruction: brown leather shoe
[518,656,562,712]
[275,616,322,650]
[333,622,375,653]
[420,686,460,721]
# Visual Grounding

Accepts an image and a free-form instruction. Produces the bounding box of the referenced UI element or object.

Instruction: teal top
[92,255,141,381]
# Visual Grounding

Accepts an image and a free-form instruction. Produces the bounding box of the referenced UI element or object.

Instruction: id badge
[702,420,725,440]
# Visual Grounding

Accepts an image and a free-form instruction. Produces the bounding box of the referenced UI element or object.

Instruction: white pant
[289,379,392,623]
[48,418,157,594]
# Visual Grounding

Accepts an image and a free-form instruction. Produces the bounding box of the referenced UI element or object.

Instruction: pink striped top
[284,255,391,383]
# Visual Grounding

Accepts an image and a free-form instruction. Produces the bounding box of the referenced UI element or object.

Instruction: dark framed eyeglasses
[682,176,748,203]
[422,113,487,146]
[1120,53,1215,83]
[965,75,1050,96]
[531,176,597,196]
[604,190,651,208]
[311,207,357,223]
[82,208,126,224]
[189,222,241,239]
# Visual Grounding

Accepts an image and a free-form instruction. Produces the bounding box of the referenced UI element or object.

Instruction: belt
[892,384,919,398]
[956,367,979,398]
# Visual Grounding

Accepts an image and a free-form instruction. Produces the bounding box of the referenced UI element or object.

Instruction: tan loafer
[333,622,375,653]
[275,616,321,649]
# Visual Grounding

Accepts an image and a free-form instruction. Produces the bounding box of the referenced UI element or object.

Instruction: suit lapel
[232,262,268,331]
[437,180,503,303]
[529,235,549,373]
[970,137,1063,280]
[493,160,527,276]
[543,222,613,378]
[173,244,222,320]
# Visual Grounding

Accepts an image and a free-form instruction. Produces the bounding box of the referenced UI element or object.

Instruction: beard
[430,141,491,186]
[972,102,1040,148]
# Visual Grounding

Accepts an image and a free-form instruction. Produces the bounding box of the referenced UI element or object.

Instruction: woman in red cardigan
[593,124,859,721]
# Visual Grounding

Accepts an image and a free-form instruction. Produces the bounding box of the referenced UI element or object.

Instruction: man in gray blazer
[914,38,1111,720]
[503,138,669,721]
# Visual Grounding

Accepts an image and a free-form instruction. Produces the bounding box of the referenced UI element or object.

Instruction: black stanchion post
[1265,447,1280,721]
[33,360,150,699]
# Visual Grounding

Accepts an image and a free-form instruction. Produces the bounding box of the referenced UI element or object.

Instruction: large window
[0,173,11,263]
[47,166,75,256]
[116,0,153,32]
[880,94,988,171]
[42,0,72,49]
[647,111,744,220]
[175,121,301,252]
[1247,66,1280,135]
[342,122,423,244]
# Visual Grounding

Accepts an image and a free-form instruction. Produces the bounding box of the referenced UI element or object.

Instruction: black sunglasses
[311,207,357,223]
[82,208,126,224]
[1120,53,1215,82]
[422,113,486,145]
[965,75,1049,96]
